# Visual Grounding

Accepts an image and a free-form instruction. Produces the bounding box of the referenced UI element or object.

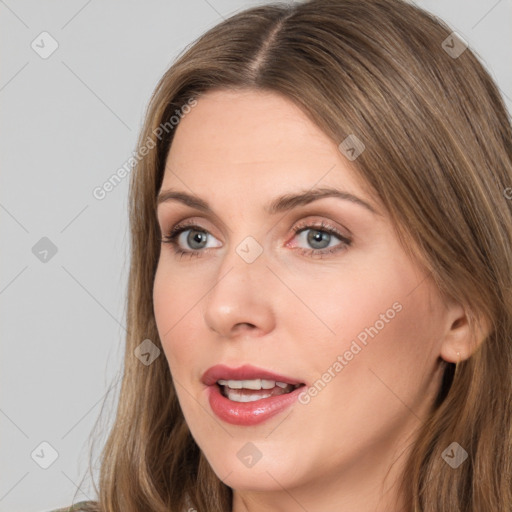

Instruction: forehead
[162,88,365,196]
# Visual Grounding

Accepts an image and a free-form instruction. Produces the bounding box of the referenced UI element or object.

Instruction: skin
[153,88,475,512]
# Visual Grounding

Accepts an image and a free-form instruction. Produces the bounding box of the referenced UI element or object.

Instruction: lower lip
[206,384,304,426]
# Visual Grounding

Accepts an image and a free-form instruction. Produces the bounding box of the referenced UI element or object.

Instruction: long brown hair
[74,0,512,510]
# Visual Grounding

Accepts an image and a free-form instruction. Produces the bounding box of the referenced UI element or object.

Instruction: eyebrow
[156,186,379,216]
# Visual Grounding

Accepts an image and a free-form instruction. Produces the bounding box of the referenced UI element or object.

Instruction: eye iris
[307,229,330,249]
[187,229,207,249]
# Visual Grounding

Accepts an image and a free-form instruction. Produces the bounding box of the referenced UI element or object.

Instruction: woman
[52,0,512,510]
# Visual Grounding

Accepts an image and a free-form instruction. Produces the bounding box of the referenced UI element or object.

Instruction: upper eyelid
[159,207,352,232]
[157,205,232,235]
[293,218,350,236]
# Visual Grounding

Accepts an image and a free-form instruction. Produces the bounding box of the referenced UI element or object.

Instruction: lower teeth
[221,385,292,403]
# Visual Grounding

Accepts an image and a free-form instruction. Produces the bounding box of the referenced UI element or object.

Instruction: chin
[218,464,299,492]
[201,444,308,492]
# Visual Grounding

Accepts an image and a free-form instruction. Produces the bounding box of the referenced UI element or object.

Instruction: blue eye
[161,224,221,258]
[160,219,351,260]
[295,227,340,250]
[178,228,205,250]
[290,220,351,258]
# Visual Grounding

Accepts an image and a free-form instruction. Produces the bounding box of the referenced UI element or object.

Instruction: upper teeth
[217,379,292,390]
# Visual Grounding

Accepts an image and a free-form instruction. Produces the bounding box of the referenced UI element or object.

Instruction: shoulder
[44,501,98,512]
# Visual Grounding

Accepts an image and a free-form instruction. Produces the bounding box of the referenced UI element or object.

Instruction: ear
[439,301,490,363]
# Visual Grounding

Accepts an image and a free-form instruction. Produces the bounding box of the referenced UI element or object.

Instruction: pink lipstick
[201,364,306,426]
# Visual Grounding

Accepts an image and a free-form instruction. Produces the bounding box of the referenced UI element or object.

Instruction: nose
[203,239,276,339]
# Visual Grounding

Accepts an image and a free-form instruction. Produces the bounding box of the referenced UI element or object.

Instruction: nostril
[234,322,257,330]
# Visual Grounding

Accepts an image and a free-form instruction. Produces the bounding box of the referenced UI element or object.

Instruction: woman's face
[153,89,453,509]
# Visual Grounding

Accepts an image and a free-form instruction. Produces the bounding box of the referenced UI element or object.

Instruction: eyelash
[159,219,352,260]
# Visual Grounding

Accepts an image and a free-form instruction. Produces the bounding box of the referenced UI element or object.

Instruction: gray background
[1,1,510,511]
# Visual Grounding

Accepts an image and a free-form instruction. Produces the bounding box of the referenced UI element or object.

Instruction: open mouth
[203,366,307,425]
[217,378,304,403]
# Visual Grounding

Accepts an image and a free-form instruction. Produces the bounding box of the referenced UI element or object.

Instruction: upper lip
[201,364,305,386]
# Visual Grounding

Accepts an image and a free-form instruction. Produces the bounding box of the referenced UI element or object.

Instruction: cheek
[153,258,207,324]
[322,277,443,414]
[280,258,407,349]
[293,258,440,382]
[291,286,442,456]
[152,265,205,373]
